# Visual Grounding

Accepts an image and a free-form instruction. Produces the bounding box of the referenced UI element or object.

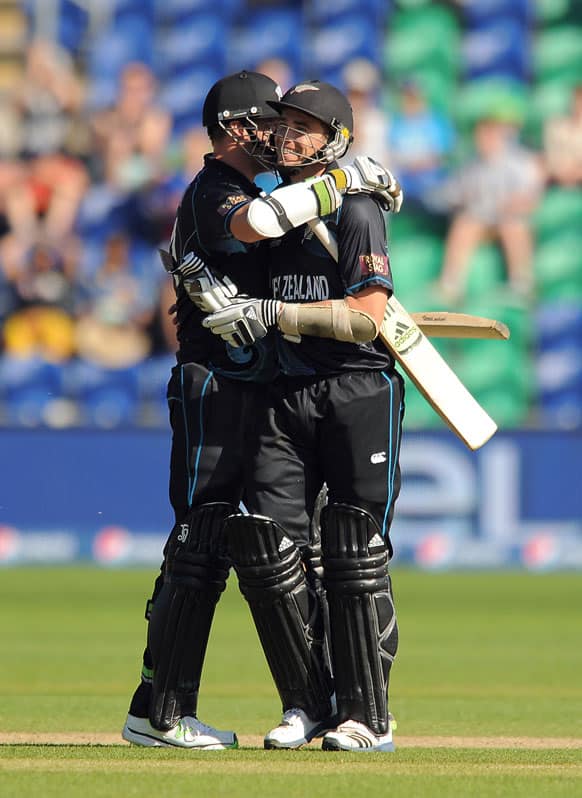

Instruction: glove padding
[202,298,283,348]
[160,249,238,312]
[333,155,403,213]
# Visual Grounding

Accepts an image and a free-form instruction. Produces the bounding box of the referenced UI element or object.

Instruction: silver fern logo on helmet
[290,84,321,94]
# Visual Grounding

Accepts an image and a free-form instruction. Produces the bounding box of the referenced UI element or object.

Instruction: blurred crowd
[0,1,581,428]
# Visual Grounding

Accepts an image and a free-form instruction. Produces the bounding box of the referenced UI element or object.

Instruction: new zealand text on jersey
[272,273,330,301]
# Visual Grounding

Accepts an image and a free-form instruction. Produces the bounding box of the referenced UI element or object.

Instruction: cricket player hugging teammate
[123,70,502,755]
[121,70,405,754]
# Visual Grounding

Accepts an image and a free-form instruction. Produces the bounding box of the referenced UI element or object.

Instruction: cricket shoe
[122,713,238,749]
[322,718,395,752]
[264,708,334,749]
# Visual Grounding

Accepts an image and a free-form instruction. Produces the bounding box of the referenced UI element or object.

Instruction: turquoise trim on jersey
[180,366,192,504]
[184,171,207,257]
[346,275,393,294]
[380,371,402,538]
[188,370,213,507]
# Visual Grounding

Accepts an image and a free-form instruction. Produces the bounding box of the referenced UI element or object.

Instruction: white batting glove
[160,249,239,312]
[202,298,283,348]
[331,156,404,213]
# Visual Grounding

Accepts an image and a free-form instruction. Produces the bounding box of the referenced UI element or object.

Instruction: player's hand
[202,298,283,347]
[161,250,239,312]
[179,251,239,312]
[332,156,404,213]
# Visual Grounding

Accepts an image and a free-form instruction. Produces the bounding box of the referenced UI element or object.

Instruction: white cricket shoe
[264,708,332,749]
[122,713,238,749]
[322,718,395,752]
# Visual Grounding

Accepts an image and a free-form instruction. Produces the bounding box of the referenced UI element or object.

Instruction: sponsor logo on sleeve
[359,253,389,277]
[217,194,248,216]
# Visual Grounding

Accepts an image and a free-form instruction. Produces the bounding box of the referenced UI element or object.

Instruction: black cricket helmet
[202,70,282,167]
[267,80,354,165]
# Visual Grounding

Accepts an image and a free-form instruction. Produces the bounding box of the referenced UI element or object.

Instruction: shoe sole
[264,737,308,750]
[322,738,395,752]
[122,724,238,750]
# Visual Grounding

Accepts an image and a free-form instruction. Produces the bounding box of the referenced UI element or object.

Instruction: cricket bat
[308,219,498,450]
[411,312,510,340]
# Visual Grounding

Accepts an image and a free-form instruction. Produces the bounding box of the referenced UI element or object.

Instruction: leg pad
[227,513,333,720]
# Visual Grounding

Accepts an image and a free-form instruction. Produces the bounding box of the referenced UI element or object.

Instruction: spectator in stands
[0,164,31,276]
[75,232,157,368]
[342,58,391,166]
[0,103,32,272]
[8,39,90,250]
[388,80,455,207]
[89,62,172,191]
[147,275,178,356]
[2,242,77,363]
[131,126,209,245]
[435,114,543,302]
[543,83,582,187]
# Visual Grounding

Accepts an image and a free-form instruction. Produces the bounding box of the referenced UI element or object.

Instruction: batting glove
[330,156,404,213]
[160,249,239,313]
[202,298,284,348]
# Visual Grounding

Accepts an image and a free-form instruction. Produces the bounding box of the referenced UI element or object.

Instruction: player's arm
[346,286,389,329]
[201,293,383,347]
[272,284,388,344]
[230,156,402,243]
[204,194,392,346]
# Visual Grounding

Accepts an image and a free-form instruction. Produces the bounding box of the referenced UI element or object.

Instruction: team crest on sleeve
[217,194,248,216]
[359,253,389,277]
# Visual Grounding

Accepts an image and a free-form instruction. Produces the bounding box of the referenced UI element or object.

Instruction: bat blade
[382,298,498,449]
[411,312,510,340]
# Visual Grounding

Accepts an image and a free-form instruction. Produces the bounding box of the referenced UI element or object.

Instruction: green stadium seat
[534,0,571,25]
[395,0,434,9]
[393,282,449,315]
[387,210,447,243]
[454,79,529,129]
[462,299,533,349]
[389,236,444,296]
[397,68,458,114]
[534,236,582,298]
[389,4,460,38]
[526,78,576,146]
[473,386,531,428]
[464,244,507,299]
[401,378,444,430]
[455,339,532,391]
[384,6,460,84]
[533,26,582,83]
[533,188,582,242]
[539,276,582,302]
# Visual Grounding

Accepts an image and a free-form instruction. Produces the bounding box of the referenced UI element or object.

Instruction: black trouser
[244,369,405,553]
[131,364,268,723]
[243,369,405,733]
[168,363,267,519]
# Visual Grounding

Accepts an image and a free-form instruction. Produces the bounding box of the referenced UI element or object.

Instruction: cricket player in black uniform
[121,70,283,749]
[122,72,395,750]
[203,81,405,751]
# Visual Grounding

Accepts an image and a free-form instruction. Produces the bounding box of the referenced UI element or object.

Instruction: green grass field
[1,567,581,797]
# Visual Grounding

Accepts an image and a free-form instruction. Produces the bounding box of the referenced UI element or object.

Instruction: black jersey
[265,191,395,376]
[169,154,277,382]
